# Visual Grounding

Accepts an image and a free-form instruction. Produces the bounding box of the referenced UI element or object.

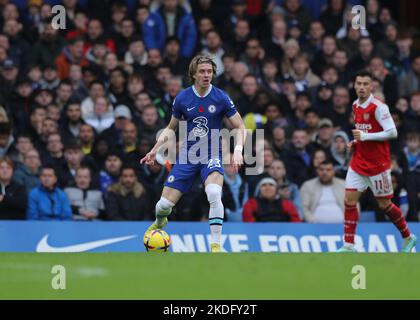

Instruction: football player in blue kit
[140,55,246,252]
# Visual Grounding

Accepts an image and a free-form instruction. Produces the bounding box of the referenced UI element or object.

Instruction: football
[143,230,171,252]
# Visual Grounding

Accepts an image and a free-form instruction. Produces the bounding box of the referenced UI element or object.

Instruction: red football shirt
[349,95,394,176]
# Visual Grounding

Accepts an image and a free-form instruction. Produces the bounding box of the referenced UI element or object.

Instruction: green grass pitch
[1,253,419,300]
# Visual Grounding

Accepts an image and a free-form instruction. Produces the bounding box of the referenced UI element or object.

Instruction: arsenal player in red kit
[337,70,417,252]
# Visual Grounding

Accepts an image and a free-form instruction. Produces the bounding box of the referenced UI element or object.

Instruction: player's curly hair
[188,54,217,84]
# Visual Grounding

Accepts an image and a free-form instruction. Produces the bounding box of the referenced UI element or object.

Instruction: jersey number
[374,180,383,191]
[208,158,221,169]
[374,173,391,193]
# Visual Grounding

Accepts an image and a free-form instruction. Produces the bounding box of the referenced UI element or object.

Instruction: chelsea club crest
[208,105,216,113]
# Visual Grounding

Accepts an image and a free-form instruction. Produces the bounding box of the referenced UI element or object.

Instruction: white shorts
[345,167,393,198]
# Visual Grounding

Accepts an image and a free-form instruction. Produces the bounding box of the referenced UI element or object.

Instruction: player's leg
[147,186,183,232]
[338,167,365,252]
[147,164,197,232]
[370,170,417,252]
[337,190,363,252]
[376,197,417,252]
[203,170,224,253]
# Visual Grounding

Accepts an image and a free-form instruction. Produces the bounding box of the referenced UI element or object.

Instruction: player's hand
[232,150,243,173]
[140,150,156,165]
[352,129,363,141]
[347,140,356,152]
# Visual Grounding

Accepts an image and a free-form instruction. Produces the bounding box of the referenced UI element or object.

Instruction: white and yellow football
[143,230,171,252]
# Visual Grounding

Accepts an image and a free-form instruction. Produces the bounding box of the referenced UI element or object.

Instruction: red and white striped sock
[344,204,359,244]
[384,203,410,238]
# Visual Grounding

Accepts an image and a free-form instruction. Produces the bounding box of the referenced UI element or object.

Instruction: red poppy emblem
[198,106,204,113]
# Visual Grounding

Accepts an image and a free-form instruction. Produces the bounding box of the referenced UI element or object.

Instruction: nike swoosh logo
[36,234,137,252]
[187,107,196,111]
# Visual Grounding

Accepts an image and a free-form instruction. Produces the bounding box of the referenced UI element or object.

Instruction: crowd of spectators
[0,0,419,223]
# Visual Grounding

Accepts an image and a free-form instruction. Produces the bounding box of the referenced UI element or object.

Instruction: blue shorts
[164,159,224,194]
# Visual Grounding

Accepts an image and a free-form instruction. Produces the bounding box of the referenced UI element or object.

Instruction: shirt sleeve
[171,96,183,119]
[222,92,238,118]
[360,103,397,141]
[375,103,396,131]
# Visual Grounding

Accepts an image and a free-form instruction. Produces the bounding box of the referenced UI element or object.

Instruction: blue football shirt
[171,84,238,163]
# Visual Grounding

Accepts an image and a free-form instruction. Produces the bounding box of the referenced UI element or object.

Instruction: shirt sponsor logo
[192,116,209,137]
[355,123,372,130]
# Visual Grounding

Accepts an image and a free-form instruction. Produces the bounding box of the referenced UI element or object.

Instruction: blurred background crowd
[0,0,419,223]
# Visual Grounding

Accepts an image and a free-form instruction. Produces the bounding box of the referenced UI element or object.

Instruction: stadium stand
[0,0,419,223]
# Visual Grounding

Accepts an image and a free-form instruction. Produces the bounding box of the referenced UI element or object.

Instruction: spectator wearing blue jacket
[27,166,72,220]
[143,0,197,58]
[97,152,123,197]
[223,155,249,222]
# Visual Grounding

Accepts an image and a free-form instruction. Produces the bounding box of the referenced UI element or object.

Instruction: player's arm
[228,112,246,171]
[352,103,397,142]
[228,112,246,148]
[140,116,179,165]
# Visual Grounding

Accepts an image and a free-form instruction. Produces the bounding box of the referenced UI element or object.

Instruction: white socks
[205,184,224,244]
[155,197,175,227]
[155,185,224,247]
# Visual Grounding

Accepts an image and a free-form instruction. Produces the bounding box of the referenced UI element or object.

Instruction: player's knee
[155,197,175,216]
[344,197,358,207]
[377,198,391,211]
[205,184,222,207]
